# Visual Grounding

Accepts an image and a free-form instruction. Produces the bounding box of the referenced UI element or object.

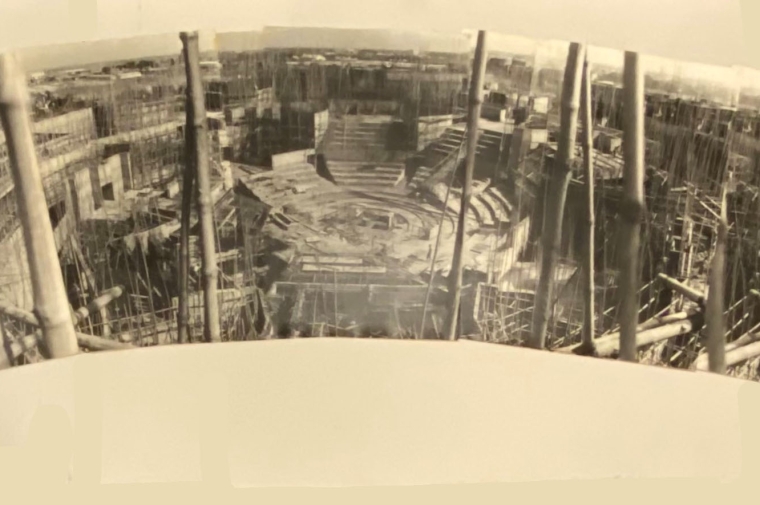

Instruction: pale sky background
[15,31,216,72]
[0,0,758,93]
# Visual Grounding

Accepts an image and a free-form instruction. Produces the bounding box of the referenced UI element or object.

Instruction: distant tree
[102,66,111,74]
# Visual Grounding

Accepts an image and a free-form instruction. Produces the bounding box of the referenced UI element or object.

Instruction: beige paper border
[1,0,760,499]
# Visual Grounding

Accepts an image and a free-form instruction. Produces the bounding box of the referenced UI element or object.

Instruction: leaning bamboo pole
[177,119,195,344]
[419,139,465,339]
[529,42,586,349]
[0,53,80,359]
[554,311,696,358]
[443,30,487,341]
[693,330,760,371]
[704,187,728,374]
[181,31,221,343]
[580,53,596,353]
[656,272,705,304]
[72,286,124,325]
[617,51,646,362]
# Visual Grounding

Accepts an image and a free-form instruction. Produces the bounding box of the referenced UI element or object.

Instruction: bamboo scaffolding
[0,333,39,370]
[443,30,487,341]
[704,187,728,374]
[617,51,646,362]
[529,42,586,349]
[0,299,134,352]
[0,52,80,359]
[580,53,596,353]
[181,31,221,343]
[177,122,195,343]
[419,138,464,339]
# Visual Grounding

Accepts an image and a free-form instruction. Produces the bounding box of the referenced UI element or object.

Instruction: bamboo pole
[419,139,464,339]
[692,331,760,371]
[529,41,586,349]
[580,53,596,352]
[177,120,195,344]
[0,52,80,359]
[694,339,760,372]
[443,30,487,341]
[704,188,728,374]
[556,310,693,354]
[72,286,124,325]
[181,31,221,343]
[559,317,694,358]
[617,51,646,362]
[177,68,199,344]
[656,272,705,304]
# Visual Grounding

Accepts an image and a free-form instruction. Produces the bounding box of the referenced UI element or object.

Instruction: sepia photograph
[1,23,760,382]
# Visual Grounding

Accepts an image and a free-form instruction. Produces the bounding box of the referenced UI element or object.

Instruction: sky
[217,27,470,54]
[9,23,756,96]
[15,31,216,72]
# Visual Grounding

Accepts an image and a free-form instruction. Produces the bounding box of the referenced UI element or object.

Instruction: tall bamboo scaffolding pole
[181,31,221,343]
[580,53,596,352]
[705,187,728,373]
[419,141,464,339]
[0,53,80,358]
[443,30,487,341]
[177,108,196,344]
[528,42,585,349]
[618,51,646,362]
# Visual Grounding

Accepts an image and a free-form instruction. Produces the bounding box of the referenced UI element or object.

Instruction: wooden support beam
[0,52,80,358]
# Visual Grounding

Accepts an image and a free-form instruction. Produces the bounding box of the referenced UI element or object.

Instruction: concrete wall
[314,109,330,147]
[417,115,454,151]
[72,166,96,221]
[272,148,314,169]
[32,108,97,138]
[98,154,126,204]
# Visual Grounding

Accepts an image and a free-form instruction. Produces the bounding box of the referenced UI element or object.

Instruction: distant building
[200,61,223,72]
[28,71,46,83]
[61,68,86,76]
[117,71,142,80]
[531,96,549,114]
[82,74,117,82]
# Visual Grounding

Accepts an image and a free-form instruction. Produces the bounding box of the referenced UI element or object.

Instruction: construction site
[2,30,760,382]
